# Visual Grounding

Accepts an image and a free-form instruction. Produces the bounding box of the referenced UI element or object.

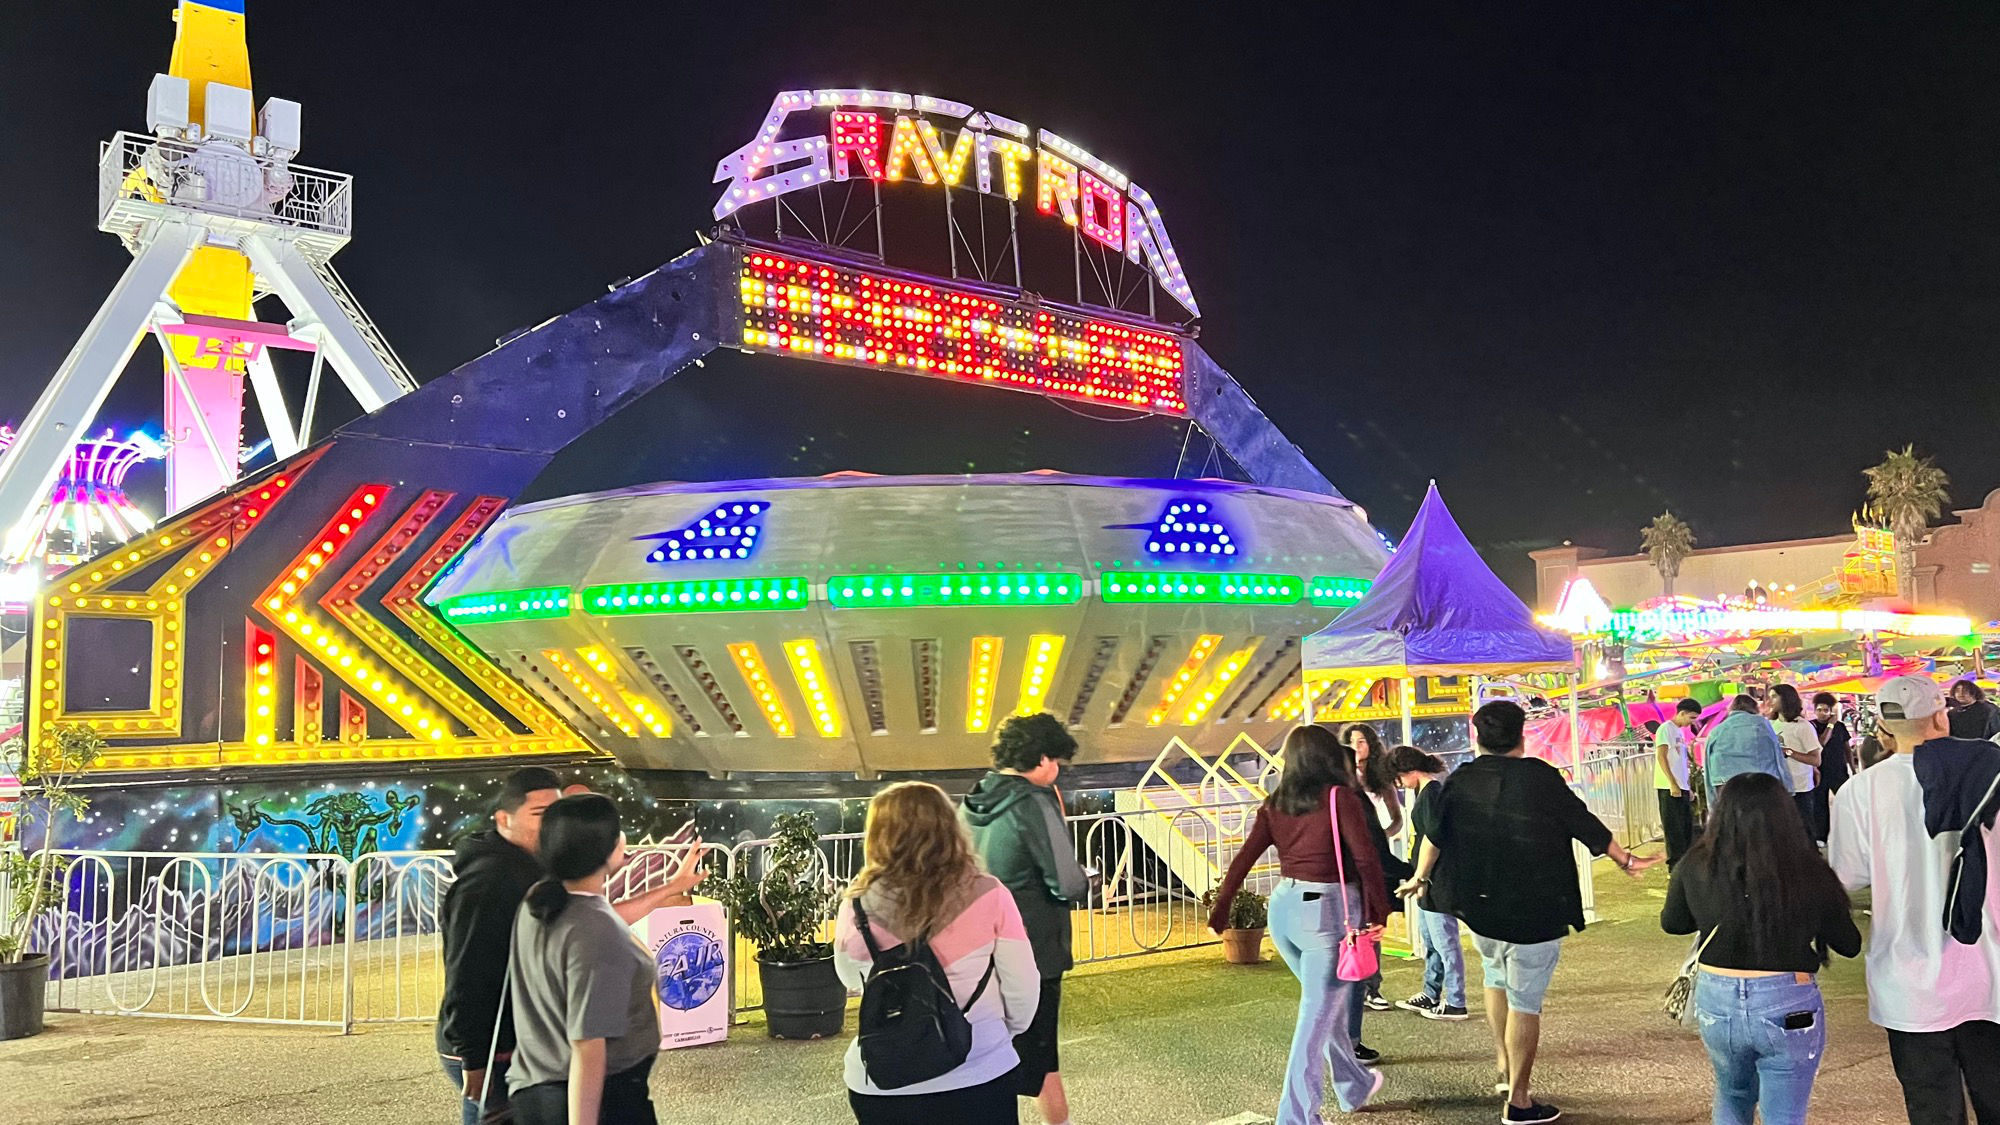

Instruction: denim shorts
[1470,933,1563,1014]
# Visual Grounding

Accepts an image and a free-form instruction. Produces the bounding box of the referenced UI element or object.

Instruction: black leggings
[512,1056,657,1125]
[849,1072,1018,1124]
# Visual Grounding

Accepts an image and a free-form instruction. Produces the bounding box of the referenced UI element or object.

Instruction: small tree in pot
[714,811,846,1038]
[1200,886,1270,964]
[1,724,105,1040]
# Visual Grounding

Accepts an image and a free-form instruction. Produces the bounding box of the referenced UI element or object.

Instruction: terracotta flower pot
[1222,927,1266,964]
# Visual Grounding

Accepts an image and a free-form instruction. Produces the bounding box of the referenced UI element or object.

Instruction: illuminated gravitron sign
[740,252,1188,414]
[714,89,1200,318]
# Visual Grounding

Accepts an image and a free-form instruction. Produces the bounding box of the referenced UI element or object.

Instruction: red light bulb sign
[740,253,1187,414]
[714,90,1199,319]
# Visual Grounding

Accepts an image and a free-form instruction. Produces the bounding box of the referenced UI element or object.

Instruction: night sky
[5,4,2000,590]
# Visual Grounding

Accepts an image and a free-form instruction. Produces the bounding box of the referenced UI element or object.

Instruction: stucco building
[1531,488,2000,626]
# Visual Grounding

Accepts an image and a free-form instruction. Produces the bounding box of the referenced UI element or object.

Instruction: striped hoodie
[835,873,1041,1096]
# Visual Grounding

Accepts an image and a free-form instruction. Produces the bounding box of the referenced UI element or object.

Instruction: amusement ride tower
[0,0,413,561]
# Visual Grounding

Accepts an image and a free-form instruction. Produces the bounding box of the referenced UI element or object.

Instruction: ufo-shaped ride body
[428,472,1388,777]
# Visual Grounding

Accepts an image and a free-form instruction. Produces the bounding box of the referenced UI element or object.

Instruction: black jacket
[435,830,542,1061]
[961,772,1091,978]
[1421,754,1614,944]
[1914,737,2000,944]
[1950,699,2000,742]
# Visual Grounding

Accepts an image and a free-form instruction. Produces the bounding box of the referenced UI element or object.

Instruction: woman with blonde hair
[836,782,1041,1124]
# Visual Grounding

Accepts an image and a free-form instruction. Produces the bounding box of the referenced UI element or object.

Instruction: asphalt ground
[0,858,1912,1124]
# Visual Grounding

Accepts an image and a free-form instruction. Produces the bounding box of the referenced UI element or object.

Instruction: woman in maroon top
[1210,725,1389,1120]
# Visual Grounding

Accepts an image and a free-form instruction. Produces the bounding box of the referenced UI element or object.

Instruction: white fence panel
[15,758,1661,1031]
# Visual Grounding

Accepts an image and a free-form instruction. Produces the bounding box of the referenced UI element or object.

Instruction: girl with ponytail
[506,794,663,1125]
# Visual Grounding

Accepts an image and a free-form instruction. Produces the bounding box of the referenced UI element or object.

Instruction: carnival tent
[1302,483,1574,679]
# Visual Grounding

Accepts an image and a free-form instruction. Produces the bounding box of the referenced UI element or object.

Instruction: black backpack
[851,897,994,1090]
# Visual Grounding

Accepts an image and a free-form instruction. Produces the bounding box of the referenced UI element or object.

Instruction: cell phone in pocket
[1782,1010,1816,1030]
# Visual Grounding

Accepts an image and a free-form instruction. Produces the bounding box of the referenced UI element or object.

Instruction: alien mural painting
[226,789,423,860]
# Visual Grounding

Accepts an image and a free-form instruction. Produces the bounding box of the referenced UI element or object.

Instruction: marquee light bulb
[966,636,1004,733]
[729,642,795,737]
[1014,635,1066,717]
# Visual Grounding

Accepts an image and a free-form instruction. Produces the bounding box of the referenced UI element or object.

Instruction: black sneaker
[1424,1003,1471,1021]
[1502,1101,1562,1123]
[1354,1043,1381,1063]
[1395,993,1440,1014]
[1364,991,1393,1011]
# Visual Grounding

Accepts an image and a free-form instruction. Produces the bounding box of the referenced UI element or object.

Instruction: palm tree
[1863,445,1950,599]
[1641,511,1696,597]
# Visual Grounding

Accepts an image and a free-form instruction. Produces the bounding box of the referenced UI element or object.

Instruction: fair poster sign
[633,900,730,1049]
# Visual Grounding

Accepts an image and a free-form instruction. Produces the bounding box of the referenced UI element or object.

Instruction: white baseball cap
[1876,674,1946,721]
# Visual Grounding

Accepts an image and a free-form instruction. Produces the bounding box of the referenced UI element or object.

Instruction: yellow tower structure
[162,0,257,512]
[0,0,416,559]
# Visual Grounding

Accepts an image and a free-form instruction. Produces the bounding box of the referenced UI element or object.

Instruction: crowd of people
[1203,676,1999,1125]
[426,675,2000,1125]
[431,713,1094,1125]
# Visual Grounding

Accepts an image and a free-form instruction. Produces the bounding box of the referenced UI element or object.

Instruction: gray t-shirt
[507,893,657,1091]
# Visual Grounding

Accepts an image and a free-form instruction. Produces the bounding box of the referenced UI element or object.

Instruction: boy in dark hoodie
[437,766,564,1125]
[963,713,1092,1125]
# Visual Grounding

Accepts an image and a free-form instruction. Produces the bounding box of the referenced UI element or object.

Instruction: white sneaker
[1363,1068,1387,1108]
[1324,1069,1387,1118]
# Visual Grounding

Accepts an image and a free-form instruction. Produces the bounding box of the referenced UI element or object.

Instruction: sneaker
[1364,991,1393,1011]
[1354,1043,1381,1063]
[1395,993,1440,1014]
[1494,1073,1511,1094]
[1502,1101,1562,1123]
[1321,1069,1387,1120]
[1359,1068,1387,1110]
[1423,1003,1471,1021]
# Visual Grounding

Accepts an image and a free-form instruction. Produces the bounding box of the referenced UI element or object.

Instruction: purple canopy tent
[1302,485,1599,921]
[1303,483,1575,742]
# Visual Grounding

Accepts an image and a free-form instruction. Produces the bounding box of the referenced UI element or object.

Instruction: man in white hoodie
[1831,675,2000,1123]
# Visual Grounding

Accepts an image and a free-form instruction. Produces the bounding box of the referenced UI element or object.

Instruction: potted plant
[1,724,105,1040]
[714,811,846,1039]
[1200,886,1269,964]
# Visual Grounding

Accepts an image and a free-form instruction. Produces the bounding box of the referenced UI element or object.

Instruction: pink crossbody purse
[1330,788,1381,983]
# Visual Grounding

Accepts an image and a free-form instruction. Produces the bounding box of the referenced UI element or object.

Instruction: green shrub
[712,811,841,962]
[1199,886,1268,931]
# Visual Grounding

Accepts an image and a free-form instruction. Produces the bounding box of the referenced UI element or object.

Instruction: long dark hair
[1342,722,1405,834]
[1684,773,1850,964]
[1270,724,1359,816]
[1770,683,1804,723]
[525,793,623,923]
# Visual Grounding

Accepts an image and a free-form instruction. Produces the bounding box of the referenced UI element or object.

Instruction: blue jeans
[1268,879,1377,1122]
[1414,904,1466,1008]
[440,1053,510,1125]
[1346,970,1376,1043]
[1693,972,1826,1125]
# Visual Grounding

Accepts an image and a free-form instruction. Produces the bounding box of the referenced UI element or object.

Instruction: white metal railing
[1574,744,1665,846]
[97,131,354,245]
[35,851,351,1027]
[19,761,1662,1032]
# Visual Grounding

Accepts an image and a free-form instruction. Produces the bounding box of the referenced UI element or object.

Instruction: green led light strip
[434,586,573,623]
[1309,576,1373,606]
[1100,572,1304,605]
[583,577,810,616]
[828,572,1083,609]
